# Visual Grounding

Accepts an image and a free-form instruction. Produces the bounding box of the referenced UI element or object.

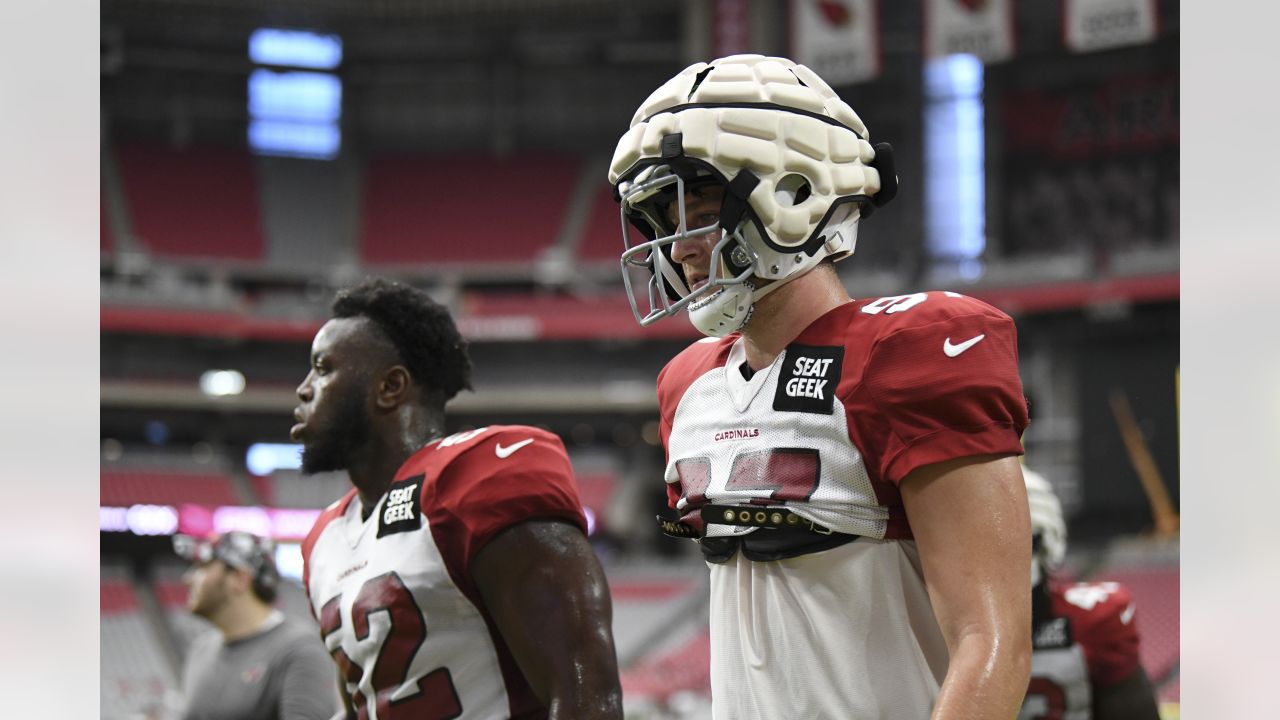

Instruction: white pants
[708,538,948,720]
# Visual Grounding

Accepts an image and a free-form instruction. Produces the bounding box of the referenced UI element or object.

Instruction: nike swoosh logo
[495,438,534,459]
[1120,602,1136,625]
[943,334,986,357]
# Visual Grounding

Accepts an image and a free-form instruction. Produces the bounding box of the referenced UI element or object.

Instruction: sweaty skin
[902,454,1033,720]
[472,520,622,720]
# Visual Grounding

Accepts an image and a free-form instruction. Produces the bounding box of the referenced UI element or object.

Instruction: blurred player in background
[174,531,337,720]
[294,278,622,720]
[1020,468,1161,720]
[609,54,1032,718]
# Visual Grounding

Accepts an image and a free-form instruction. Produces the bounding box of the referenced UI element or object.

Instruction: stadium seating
[606,568,705,675]
[247,473,275,506]
[360,153,580,266]
[101,571,179,720]
[621,625,711,706]
[114,142,266,261]
[578,185,631,264]
[101,467,241,508]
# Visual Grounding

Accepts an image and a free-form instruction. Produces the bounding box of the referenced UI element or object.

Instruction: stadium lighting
[246,443,303,475]
[249,119,341,160]
[126,504,180,536]
[100,506,130,532]
[249,28,342,70]
[274,542,305,581]
[199,369,246,397]
[924,53,986,278]
[248,70,342,122]
[213,505,273,537]
[248,29,342,160]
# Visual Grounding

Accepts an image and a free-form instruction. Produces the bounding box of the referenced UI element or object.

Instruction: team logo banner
[1064,0,1158,53]
[924,0,1014,63]
[792,0,881,86]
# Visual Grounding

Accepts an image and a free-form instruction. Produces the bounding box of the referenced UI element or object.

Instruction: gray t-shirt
[180,613,337,720]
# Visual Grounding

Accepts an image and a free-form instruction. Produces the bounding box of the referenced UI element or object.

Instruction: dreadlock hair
[331,277,473,405]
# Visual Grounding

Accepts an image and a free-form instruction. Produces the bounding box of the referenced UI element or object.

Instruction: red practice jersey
[658,291,1029,539]
[301,425,587,720]
[656,291,1029,718]
[1020,581,1144,720]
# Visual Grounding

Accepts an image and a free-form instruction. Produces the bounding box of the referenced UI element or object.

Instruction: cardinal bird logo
[815,0,853,27]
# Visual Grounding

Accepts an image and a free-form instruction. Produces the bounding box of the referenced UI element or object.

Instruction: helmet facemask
[619,169,761,336]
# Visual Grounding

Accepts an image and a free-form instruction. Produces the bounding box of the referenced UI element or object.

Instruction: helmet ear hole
[774,173,812,206]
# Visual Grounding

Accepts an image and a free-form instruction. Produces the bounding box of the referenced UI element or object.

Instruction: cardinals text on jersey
[301,426,586,720]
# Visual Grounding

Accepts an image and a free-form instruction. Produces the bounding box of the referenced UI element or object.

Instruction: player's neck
[215,599,274,643]
[740,267,849,370]
[349,407,444,510]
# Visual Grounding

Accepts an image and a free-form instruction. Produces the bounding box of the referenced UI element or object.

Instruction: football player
[1020,468,1162,720]
[294,278,622,720]
[609,54,1033,718]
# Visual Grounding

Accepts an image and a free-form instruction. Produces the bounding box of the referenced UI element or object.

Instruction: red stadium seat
[621,626,711,702]
[101,578,141,615]
[152,579,189,610]
[115,142,265,260]
[578,185,648,264]
[247,474,276,506]
[360,153,579,265]
[101,468,240,508]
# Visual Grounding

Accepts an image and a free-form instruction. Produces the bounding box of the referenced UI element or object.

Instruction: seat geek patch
[773,344,844,414]
[377,474,424,538]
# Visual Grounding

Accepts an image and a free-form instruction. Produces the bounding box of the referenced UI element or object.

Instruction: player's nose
[295,373,314,401]
[671,233,708,265]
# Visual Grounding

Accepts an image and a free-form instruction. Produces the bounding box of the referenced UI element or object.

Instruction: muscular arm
[472,518,623,720]
[901,454,1033,720]
[1094,665,1162,720]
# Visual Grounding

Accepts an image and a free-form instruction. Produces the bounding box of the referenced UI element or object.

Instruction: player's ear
[376,365,413,410]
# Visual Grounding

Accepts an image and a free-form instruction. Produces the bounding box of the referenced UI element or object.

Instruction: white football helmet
[608,54,898,337]
[1024,467,1067,588]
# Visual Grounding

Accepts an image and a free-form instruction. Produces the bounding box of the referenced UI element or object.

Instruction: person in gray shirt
[174,531,337,720]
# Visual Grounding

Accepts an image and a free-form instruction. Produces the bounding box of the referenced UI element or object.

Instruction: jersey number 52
[320,572,463,720]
